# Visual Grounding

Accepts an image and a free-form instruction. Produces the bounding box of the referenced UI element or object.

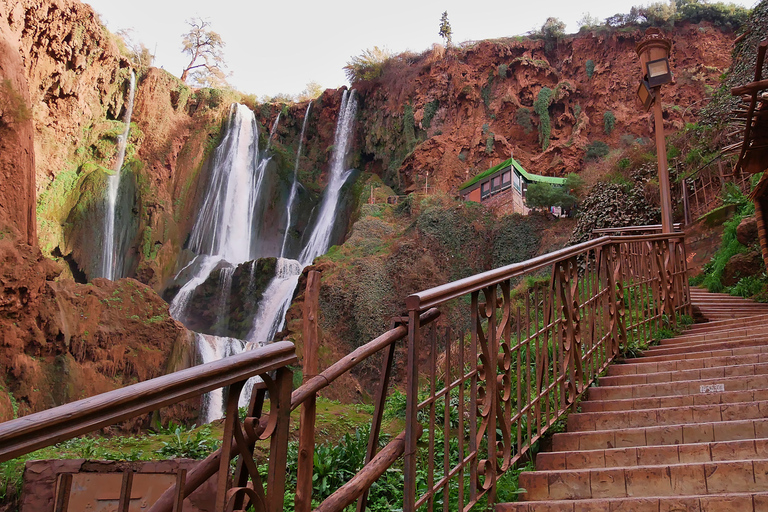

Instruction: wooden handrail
[290,308,440,409]
[0,341,297,463]
[406,233,685,311]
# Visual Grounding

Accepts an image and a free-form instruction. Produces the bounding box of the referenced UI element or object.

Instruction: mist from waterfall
[100,70,136,280]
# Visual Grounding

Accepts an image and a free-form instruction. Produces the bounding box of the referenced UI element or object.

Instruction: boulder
[722,250,764,286]
[736,215,759,246]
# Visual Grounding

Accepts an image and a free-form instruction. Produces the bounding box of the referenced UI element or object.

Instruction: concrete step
[497,492,768,511]
[567,400,768,432]
[587,373,768,401]
[518,459,768,501]
[642,335,768,357]
[552,417,768,451]
[581,388,768,413]
[625,344,768,364]
[658,322,768,345]
[536,438,768,471]
[607,352,768,376]
[599,361,768,387]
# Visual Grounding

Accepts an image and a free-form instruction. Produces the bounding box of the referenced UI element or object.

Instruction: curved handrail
[0,340,297,463]
[406,233,686,311]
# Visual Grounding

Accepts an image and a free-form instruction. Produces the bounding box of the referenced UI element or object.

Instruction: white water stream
[100,71,136,280]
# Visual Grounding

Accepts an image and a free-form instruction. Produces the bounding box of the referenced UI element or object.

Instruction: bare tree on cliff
[180,17,228,87]
[439,11,452,47]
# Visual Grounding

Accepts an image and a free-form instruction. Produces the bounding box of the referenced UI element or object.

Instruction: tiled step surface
[496,289,768,512]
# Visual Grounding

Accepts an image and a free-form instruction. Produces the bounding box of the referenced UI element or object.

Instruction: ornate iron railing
[0,341,297,512]
[314,232,689,512]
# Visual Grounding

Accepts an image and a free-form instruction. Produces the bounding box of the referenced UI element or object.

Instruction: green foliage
[603,111,616,135]
[618,157,631,170]
[565,173,585,198]
[515,107,533,134]
[485,133,495,154]
[422,99,439,129]
[492,215,543,268]
[525,183,577,210]
[403,104,416,146]
[180,17,228,87]
[439,11,453,46]
[156,424,220,459]
[498,63,509,78]
[585,59,595,79]
[699,197,755,293]
[344,46,393,82]
[481,75,494,108]
[730,274,767,299]
[585,141,610,161]
[0,79,31,124]
[541,17,566,39]
[534,87,553,150]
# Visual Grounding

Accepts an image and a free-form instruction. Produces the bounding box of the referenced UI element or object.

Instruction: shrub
[485,133,495,154]
[481,75,494,108]
[585,141,610,161]
[585,60,595,79]
[604,111,616,135]
[343,46,392,82]
[498,64,508,78]
[534,87,553,150]
[515,107,533,134]
[422,99,439,129]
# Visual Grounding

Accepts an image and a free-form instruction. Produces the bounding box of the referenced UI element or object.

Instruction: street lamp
[636,27,674,233]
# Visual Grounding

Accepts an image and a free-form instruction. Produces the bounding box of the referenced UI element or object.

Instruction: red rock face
[355,25,735,194]
[0,12,36,246]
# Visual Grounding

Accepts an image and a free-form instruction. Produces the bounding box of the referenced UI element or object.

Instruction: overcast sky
[85,0,758,99]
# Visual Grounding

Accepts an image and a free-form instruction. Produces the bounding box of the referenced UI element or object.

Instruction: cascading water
[168,104,267,421]
[175,92,358,421]
[100,70,136,280]
[280,102,311,258]
[266,111,280,151]
[248,90,358,345]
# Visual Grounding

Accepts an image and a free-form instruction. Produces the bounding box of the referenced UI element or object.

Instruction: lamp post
[636,28,674,233]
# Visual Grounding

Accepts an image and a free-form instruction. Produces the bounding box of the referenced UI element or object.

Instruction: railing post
[605,243,626,358]
[266,367,293,512]
[556,257,583,404]
[403,307,421,512]
[296,271,321,512]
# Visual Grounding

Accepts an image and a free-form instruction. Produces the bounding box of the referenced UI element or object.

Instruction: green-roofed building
[459,157,566,214]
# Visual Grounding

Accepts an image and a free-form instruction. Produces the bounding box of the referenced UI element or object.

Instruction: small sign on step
[700,384,725,393]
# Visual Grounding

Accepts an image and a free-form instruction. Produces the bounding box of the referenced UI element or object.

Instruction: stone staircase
[497,288,768,511]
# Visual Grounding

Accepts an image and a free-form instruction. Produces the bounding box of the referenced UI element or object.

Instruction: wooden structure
[459,158,566,213]
[733,40,768,267]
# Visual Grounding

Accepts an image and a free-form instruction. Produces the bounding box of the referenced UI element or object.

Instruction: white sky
[85,0,758,99]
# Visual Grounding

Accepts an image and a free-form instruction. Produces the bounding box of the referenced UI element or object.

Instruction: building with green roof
[459,158,566,214]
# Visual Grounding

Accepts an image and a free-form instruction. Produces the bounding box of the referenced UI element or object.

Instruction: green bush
[422,99,439,129]
[515,107,533,134]
[585,59,595,78]
[604,111,616,135]
[156,424,220,459]
[585,141,610,161]
[498,64,509,78]
[343,46,392,82]
[534,87,553,150]
[485,133,495,154]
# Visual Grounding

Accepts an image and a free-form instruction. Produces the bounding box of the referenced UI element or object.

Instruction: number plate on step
[700,384,725,393]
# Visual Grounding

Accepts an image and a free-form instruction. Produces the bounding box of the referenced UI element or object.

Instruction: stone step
[686,312,768,330]
[567,400,768,432]
[496,492,768,511]
[599,361,768,387]
[608,352,768,376]
[552,417,768,451]
[587,373,768,401]
[581,388,768,413]
[642,335,768,357]
[626,344,768,364]
[536,438,768,471]
[517,459,768,501]
[659,323,768,346]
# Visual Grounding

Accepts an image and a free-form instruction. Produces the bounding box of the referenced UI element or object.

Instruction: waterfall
[100,70,136,280]
[248,90,358,345]
[280,102,311,258]
[298,90,357,266]
[266,112,280,151]
[213,266,235,335]
[196,333,244,422]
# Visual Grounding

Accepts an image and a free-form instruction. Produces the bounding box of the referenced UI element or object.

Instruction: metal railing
[313,231,689,512]
[0,342,297,512]
[0,231,690,512]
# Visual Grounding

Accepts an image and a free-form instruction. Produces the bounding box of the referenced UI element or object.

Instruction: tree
[297,81,324,102]
[344,47,392,82]
[180,17,228,87]
[439,11,452,46]
[541,17,566,39]
[526,182,577,210]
